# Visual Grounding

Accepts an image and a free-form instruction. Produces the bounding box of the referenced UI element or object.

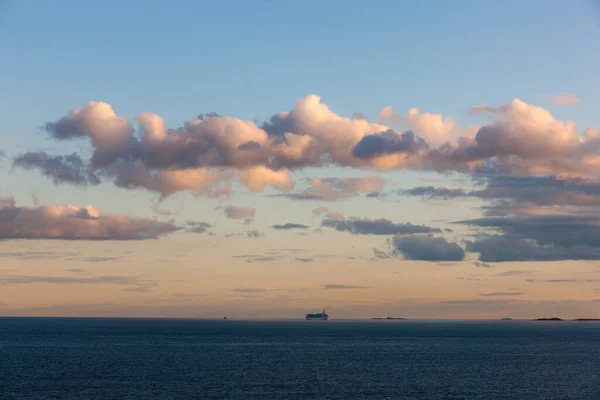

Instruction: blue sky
[1,1,600,318]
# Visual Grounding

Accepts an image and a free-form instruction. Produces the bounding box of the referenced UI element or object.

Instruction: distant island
[501,317,512,320]
[372,314,406,320]
[533,317,564,321]
[573,318,600,321]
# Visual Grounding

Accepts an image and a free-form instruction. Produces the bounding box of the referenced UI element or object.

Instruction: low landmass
[533,317,564,321]
[573,318,600,321]
[372,314,406,320]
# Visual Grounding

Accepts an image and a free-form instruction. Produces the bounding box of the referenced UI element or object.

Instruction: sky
[1,0,600,319]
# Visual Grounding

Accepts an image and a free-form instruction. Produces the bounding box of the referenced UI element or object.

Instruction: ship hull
[305,316,329,320]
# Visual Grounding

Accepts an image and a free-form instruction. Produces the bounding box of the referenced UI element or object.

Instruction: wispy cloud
[322,284,369,290]
[479,292,524,297]
[494,270,535,277]
[549,92,581,106]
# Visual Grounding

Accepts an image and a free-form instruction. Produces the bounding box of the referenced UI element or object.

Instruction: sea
[1,318,599,399]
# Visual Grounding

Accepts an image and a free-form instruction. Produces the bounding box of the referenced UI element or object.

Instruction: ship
[305,310,329,320]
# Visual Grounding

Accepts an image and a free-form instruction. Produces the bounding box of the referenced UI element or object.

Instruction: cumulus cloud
[0,196,178,240]
[392,235,466,261]
[277,176,385,201]
[378,106,479,146]
[271,223,309,230]
[549,92,581,107]
[15,95,600,201]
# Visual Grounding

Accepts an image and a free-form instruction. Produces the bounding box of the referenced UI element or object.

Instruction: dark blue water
[1,318,599,399]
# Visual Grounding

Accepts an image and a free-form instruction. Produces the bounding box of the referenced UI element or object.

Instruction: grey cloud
[232,288,267,293]
[271,223,309,230]
[322,217,440,236]
[28,189,39,206]
[67,269,87,273]
[459,210,600,261]
[479,292,524,297]
[398,186,469,199]
[13,152,101,186]
[474,261,492,268]
[322,284,369,290]
[223,205,256,220]
[392,235,465,261]
[465,234,600,262]
[70,256,121,263]
[185,221,212,234]
[373,248,392,259]
[352,112,367,121]
[295,257,313,263]
[246,230,263,238]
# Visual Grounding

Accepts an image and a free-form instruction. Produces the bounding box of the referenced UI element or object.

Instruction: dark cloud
[479,292,524,297]
[246,230,263,238]
[398,176,600,217]
[13,152,100,186]
[322,216,441,236]
[398,186,469,199]
[322,284,369,290]
[352,112,367,121]
[295,257,313,263]
[392,235,465,261]
[271,223,309,230]
[352,130,426,159]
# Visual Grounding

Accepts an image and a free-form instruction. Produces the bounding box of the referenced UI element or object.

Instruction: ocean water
[1,318,599,399]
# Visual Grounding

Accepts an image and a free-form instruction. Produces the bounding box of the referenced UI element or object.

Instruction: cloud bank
[0,197,178,240]
[13,95,599,200]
